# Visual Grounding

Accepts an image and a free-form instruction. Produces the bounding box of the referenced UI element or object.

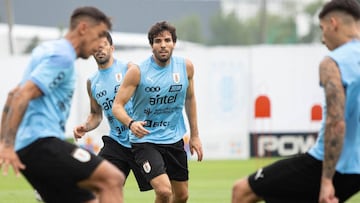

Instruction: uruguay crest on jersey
[173,72,180,83]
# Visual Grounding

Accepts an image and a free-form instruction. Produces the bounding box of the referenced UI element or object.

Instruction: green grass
[1,159,359,202]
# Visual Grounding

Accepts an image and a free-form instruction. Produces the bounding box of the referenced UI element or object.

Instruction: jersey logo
[143,160,151,173]
[169,85,182,92]
[115,73,123,83]
[72,148,91,163]
[254,168,264,180]
[173,73,180,83]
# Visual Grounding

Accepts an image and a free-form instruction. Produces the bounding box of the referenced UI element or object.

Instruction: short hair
[70,6,112,30]
[104,31,113,46]
[319,0,360,20]
[147,21,177,45]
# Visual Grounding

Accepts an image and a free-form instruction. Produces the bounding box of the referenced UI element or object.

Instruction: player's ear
[77,21,89,36]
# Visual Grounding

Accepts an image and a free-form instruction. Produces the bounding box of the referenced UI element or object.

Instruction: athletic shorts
[131,139,188,182]
[17,137,102,203]
[248,153,360,203]
[98,136,152,191]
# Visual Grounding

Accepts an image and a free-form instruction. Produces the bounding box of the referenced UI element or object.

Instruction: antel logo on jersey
[145,86,161,92]
[96,90,107,98]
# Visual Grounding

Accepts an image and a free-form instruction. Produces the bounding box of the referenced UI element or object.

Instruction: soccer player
[0,6,125,203]
[73,31,152,192]
[112,21,203,203]
[232,0,360,202]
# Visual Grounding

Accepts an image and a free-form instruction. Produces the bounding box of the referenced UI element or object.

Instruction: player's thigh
[98,136,131,177]
[163,139,188,181]
[127,153,153,191]
[131,142,166,182]
[18,137,99,202]
[334,172,360,202]
[248,153,321,202]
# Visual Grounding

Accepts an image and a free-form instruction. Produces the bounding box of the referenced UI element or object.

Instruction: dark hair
[70,6,112,30]
[105,31,113,45]
[147,21,177,45]
[319,0,360,20]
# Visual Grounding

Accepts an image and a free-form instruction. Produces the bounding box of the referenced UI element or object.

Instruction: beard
[155,50,172,64]
[96,57,110,65]
[94,54,110,65]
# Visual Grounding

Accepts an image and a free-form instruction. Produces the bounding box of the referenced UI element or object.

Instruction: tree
[265,15,297,44]
[299,0,323,43]
[208,9,298,46]
[174,15,204,44]
[208,11,247,45]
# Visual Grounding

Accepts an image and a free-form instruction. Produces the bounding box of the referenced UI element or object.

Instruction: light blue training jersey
[131,56,188,144]
[15,39,76,151]
[309,39,360,174]
[89,59,132,148]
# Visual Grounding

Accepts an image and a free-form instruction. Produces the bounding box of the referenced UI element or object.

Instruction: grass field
[1,158,359,203]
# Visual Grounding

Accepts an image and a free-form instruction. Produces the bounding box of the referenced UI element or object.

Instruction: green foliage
[266,15,298,44]
[208,10,299,46]
[299,0,324,43]
[174,15,204,44]
[208,11,247,45]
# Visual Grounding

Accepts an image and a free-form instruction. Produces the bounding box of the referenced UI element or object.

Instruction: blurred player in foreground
[0,6,125,203]
[232,0,360,203]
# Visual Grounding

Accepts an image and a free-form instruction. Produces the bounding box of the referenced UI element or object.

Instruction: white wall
[0,44,328,159]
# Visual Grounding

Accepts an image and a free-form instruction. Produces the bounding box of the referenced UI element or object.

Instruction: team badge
[143,160,151,173]
[72,148,91,162]
[173,73,180,83]
[115,73,123,83]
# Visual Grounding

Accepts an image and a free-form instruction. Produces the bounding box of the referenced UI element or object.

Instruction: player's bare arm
[113,64,149,137]
[74,79,103,139]
[0,86,20,141]
[0,81,42,175]
[185,59,203,161]
[319,57,346,180]
[2,81,43,147]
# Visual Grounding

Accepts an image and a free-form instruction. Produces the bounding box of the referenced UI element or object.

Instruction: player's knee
[232,179,247,199]
[232,178,259,203]
[173,191,188,203]
[97,161,125,190]
[106,168,125,188]
[155,186,172,201]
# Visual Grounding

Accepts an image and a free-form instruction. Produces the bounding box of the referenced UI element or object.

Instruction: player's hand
[189,135,203,161]
[0,142,25,177]
[73,125,87,141]
[129,121,149,138]
[319,177,339,203]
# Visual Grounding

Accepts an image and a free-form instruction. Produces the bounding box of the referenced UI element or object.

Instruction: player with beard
[0,6,125,203]
[112,21,203,203]
[74,31,152,193]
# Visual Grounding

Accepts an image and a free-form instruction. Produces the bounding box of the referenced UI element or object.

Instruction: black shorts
[17,137,102,203]
[248,153,360,203]
[98,136,152,191]
[131,139,188,182]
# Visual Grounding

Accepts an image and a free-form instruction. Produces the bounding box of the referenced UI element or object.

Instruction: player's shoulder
[35,39,76,68]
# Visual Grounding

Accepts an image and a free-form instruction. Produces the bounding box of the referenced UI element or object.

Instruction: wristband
[128,120,135,129]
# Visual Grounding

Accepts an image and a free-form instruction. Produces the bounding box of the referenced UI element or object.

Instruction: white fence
[0,44,328,159]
